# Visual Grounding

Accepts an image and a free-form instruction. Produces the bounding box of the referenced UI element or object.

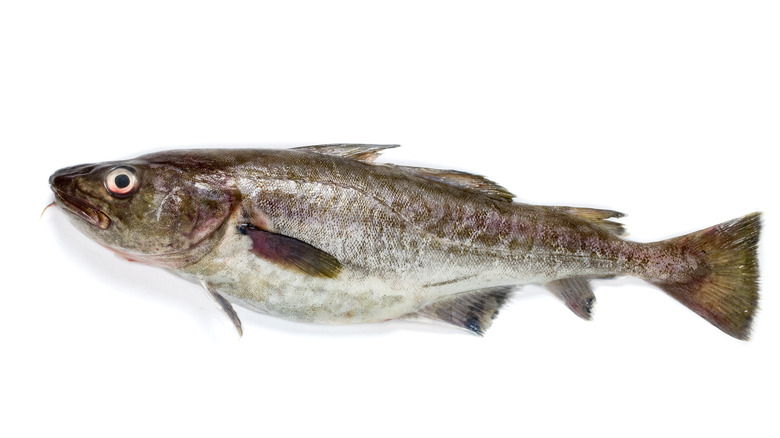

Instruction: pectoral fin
[545,278,596,320]
[238,224,342,278]
[408,286,514,335]
[201,281,243,337]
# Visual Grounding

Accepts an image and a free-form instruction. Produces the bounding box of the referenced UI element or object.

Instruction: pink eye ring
[105,166,138,197]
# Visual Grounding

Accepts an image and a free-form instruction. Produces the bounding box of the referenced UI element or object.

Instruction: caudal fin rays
[649,213,761,340]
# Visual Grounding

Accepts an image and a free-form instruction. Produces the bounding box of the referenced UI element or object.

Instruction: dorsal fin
[391,165,516,203]
[408,286,514,335]
[295,144,515,201]
[549,206,626,236]
[294,144,399,163]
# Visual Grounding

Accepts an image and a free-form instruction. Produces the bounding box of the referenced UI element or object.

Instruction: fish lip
[51,188,112,230]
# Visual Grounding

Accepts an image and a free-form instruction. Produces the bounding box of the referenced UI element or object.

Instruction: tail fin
[650,213,761,340]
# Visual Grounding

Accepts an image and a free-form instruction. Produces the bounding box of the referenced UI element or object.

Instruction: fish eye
[105,166,138,198]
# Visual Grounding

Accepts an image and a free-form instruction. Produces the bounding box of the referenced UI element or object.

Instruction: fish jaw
[51,188,112,230]
[50,165,112,230]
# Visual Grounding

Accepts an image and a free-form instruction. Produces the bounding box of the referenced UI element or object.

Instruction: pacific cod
[48,144,762,339]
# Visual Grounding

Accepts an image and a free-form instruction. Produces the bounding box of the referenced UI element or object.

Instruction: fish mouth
[52,189,112,230]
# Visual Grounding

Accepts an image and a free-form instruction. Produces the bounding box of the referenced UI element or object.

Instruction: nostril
[49,169,72,188]
[49,164,96,188]
[49,171,63,187]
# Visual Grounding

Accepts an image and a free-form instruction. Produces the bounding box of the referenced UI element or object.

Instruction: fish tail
[648,213,761,340]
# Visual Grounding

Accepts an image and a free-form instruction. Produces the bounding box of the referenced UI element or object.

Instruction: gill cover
[50,158,239,268]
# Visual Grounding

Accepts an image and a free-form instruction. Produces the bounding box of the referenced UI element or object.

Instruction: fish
[48,144,762,339]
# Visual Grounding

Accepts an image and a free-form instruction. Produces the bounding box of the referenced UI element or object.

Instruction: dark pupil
[114,174,131,189]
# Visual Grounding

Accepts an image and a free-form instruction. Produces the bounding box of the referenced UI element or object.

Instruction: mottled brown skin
[49,145,761,339]
[51,156,238,266]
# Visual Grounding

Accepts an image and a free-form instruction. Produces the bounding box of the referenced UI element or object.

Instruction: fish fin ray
[296,145,516,201]
[238,224,342,278]
[409,286,513,335]
[649,213,761,340]
[550,206,626,236]
[390,165,516,203]
[545,278,596,320]
[294,144,399,163]
[201,281,243,337]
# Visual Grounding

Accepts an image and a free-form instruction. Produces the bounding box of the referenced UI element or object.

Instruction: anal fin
[409,287,514,336]
[545,278,596,320]
[202,281,243,337]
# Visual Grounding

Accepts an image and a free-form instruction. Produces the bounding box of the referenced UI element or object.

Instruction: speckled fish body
[49,145,761,339]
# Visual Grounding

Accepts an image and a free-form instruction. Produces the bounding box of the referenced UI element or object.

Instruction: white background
[1,1,778,437]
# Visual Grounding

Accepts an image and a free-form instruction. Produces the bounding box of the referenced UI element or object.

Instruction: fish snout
[49,164,98,189]
[49,164,112,230]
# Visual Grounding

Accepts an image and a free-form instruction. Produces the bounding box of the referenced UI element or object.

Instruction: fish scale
[49,144,761,339]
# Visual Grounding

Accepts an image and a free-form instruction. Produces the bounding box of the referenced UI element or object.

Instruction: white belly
[173,221,534,324]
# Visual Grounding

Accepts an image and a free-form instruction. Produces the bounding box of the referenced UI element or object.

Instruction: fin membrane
[411,287,513,335]
[548,206,626,236]
[545,278,596,320]
[391,165,516,203]
[295,144,515,202]
[649,213,761,340]
[294,144,399,163]
[238,224,342,278]
[202,281,243,337]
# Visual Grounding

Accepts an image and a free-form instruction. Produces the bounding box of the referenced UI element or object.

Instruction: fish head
[49,156,239,267]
